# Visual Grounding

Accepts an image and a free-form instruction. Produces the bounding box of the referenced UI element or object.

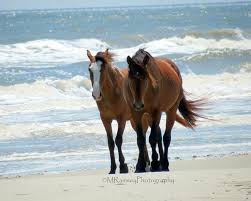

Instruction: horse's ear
[104,48,109,56]
[143,54,149,67]
[87,50,94,62]
[127,56,133,65]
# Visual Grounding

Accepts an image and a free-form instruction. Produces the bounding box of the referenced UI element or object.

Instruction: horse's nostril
[92,93,96,99]
[133,102,144,111]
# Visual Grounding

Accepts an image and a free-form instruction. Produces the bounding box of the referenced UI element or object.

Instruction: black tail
[178,94,206,129]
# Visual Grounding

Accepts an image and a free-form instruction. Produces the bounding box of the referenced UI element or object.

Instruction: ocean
[0,2,251,176]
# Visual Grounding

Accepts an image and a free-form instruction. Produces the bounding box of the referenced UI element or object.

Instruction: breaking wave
[0,34,251,68]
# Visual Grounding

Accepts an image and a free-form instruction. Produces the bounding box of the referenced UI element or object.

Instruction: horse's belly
[159,80,181,111]
[98,102,131,120]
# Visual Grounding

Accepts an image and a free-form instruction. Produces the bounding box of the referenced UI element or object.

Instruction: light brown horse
[87,49,149,174]
[86,49,191,173]
[124,49,203,172]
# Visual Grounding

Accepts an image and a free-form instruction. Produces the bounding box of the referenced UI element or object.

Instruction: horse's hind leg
[102,118,116,174]
[136,125,147,172]
[163,106,178,171]
[115,119,128,173]
[144,143,151,172]
[157,126,164,170]
[149,110,161,171]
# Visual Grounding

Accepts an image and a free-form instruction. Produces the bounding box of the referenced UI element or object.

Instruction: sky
[0,0,245,10]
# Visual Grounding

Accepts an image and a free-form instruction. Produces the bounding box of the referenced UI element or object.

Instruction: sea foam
[0,35,251,68]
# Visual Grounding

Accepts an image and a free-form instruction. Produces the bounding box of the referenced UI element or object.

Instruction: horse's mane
[95,50,123,91]
[95,51,114,63]
[131,49,160,88]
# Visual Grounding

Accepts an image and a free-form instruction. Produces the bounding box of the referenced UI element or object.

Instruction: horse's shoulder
[120,68,129,77]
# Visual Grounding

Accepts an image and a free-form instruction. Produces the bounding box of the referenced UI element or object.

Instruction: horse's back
[154,59,181,85]
[153,58,183,110]
[159,58,182,81]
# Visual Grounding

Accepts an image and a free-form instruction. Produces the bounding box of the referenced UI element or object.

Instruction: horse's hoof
[150,160,161,172]
[108,168,116,174]
[145,164,151,172]
[135,163,146,173]
[135,168,146,173]
[108,171,116,174]
[120,163,128,174]
[161,161,169,172]
[162,167,170,172]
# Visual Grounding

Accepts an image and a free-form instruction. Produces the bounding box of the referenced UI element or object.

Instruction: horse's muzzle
[133,102,144,111]
[92,92,102,101]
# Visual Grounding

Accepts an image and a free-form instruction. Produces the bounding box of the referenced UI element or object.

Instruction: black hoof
[161,160,169,172]
[145,164,151,172]
[108,170,116,174]
[108,166,116,174]
[120,163,129,174]
[151,160,161,172]
[162,160,169,172]
[162,167,170,172]
[135,168,146,173]
[135,163,146,173]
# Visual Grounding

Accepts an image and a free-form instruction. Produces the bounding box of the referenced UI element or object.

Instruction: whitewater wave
[0,71,251,140]
[1,35,251,68]
[182,72,251,100]
[1,113,251,140]
[185,28,246,40]
[0,75,94,115]
[0,71,250,116]
[0,38,108,68]
[0,150,109,162]
[179,49,251,63]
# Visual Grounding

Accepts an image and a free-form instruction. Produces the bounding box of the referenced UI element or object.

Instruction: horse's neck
[148,61,160,89]
[103,64,122,96]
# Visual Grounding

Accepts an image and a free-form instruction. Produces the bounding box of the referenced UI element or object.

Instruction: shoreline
[1,153,250,201]
[1,152,250,178]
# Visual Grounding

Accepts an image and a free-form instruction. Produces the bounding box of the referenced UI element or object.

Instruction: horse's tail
[175,113,193,128]
[178,93,206,129]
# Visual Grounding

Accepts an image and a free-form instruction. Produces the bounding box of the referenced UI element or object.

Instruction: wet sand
[1,154,250,201]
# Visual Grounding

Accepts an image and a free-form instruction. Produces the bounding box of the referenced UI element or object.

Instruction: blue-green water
[0,2,251,175]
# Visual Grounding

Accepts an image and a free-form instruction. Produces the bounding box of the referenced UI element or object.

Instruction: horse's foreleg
[163,106,177,171]
[135,123,147,173]
[115,119,128,173]
[133,117,150,172]
[102,118,116,174]
[149,111,161,171]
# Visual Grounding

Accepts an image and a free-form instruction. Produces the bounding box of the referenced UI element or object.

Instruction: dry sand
[1,154,251,201]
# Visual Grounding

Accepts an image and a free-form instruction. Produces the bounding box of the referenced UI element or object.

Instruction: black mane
[131,49,154,66]
[95,51,114,63]
[95,52,106,63]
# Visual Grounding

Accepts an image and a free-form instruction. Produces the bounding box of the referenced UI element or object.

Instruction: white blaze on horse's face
[89,60,102,101]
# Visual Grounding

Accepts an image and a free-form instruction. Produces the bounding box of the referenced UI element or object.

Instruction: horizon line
[0,0,249,12]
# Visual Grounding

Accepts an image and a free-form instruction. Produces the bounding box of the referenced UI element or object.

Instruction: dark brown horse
[87,49,150,174]
[124,49,203,172]
[86,49,191,173]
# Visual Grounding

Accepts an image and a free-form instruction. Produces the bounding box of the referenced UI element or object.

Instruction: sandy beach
[1,154,250,201]
[1,2,251,201]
